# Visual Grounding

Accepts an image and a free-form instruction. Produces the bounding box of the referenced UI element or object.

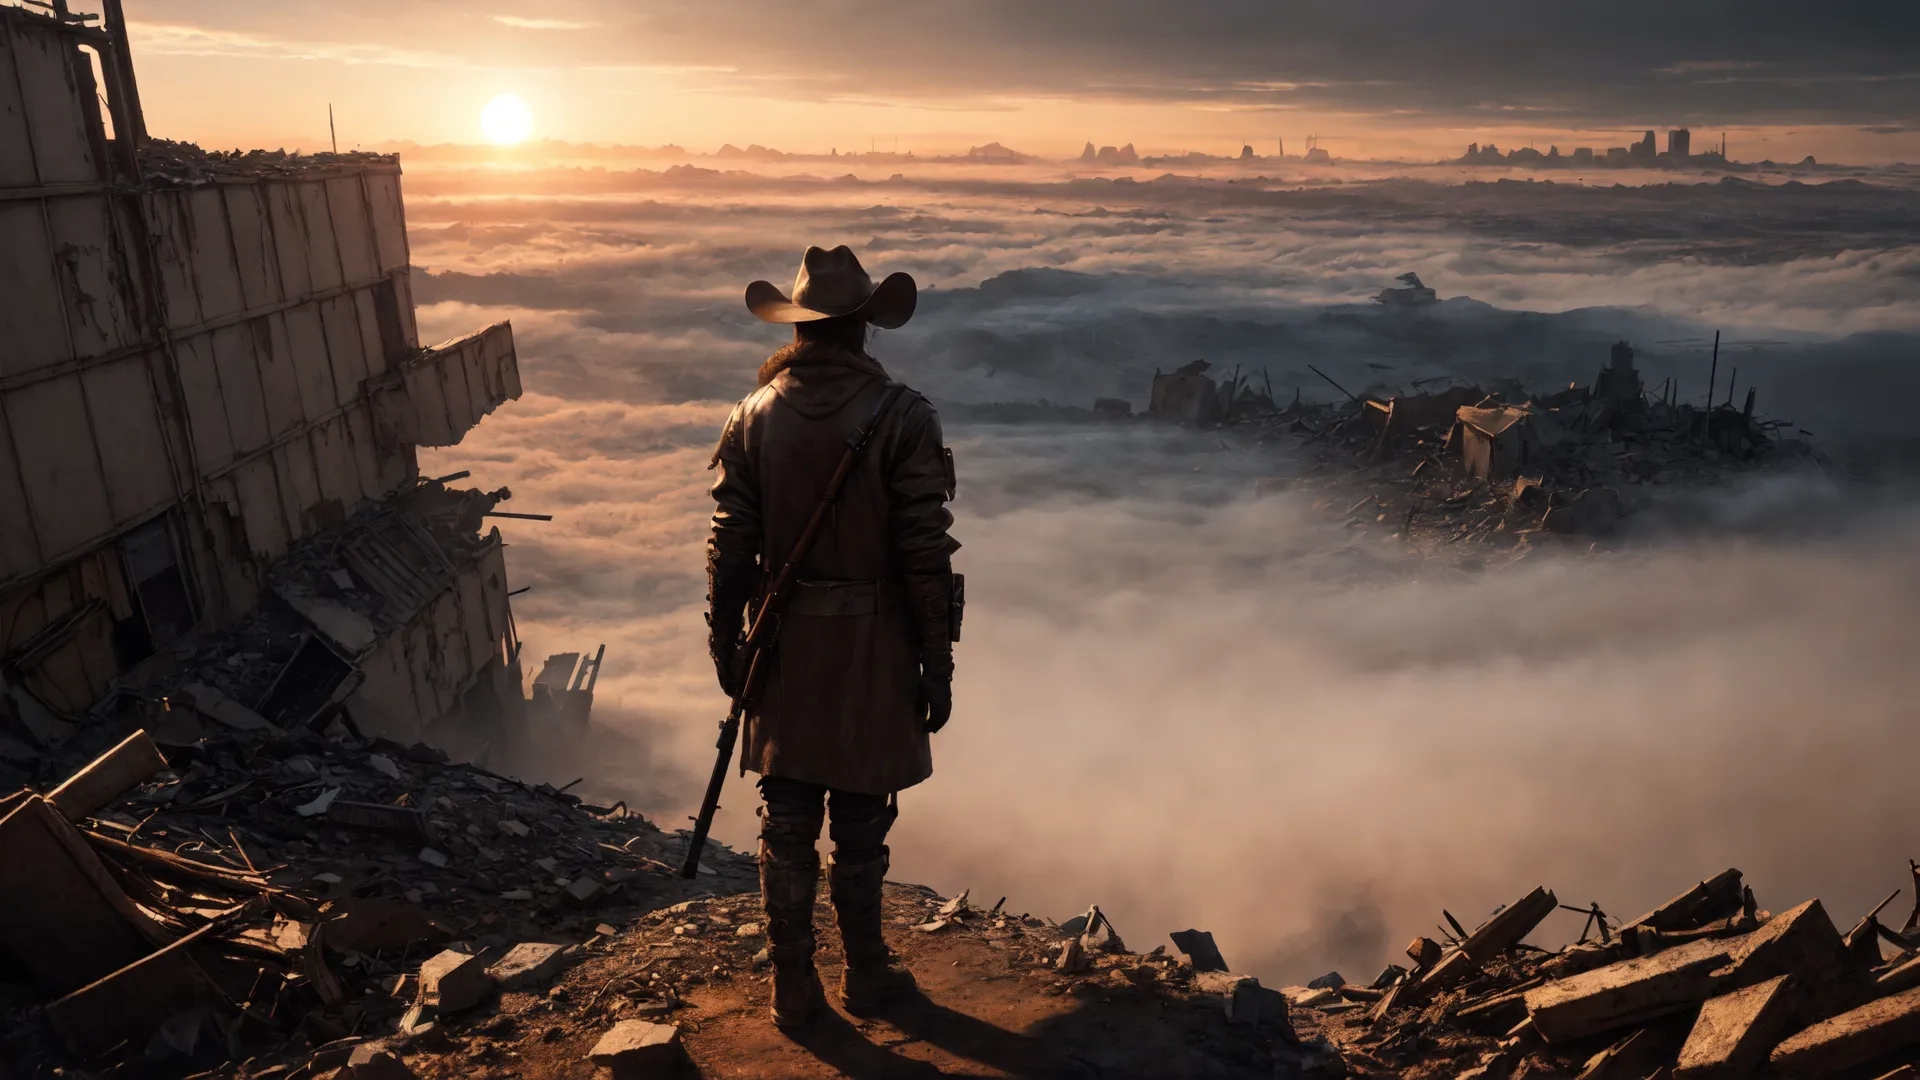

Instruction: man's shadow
[780,993,1091,1079]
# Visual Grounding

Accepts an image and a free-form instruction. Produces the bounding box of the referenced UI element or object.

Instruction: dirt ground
[394,883,1334,1080]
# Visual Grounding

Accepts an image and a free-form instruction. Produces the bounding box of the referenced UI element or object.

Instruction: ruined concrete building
[0,3,539,762]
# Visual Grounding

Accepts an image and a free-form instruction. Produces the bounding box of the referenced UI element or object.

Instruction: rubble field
[0,719,1338,1079]
[12,710,1920,1080]
[1140,340,1819,562]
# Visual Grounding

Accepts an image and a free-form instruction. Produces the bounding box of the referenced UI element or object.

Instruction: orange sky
[115,4,1920,164]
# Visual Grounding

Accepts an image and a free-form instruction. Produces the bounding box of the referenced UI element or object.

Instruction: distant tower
[1722,132,1727,157]
[1668,128,1690,159]
[1278,137,1284,158]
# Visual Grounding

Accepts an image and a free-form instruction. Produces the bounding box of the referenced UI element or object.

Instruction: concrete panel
[68,549,120,692]
[352,287,386,377]
[264,182,312,299]
[378,433,414,492]
[282,303,336,425]
[144,192,203,332]
[478,537,508,649]
[430,588,471,692]
[172,333,233,473]
[0,419,42,579]
[223,186,282,310]
[490,321,521,399]
[460,341,494,426]
[186,187,244,324]
[363,171,409,273]
[346,638,423,744]
[209,323,269,455]
[8,18,97,185]
[318,293,367,408]
[405,616,444,722]
[0,201,69,376]
[5,375,112,558]
[295,182,343,292]
[308,415,360,512]
[342,404,384,502]
[438,339,478,435]
[229,456,288,562]
[392,269,419,352]
[276,436,323,540]
[31,573,95,711]
[0,23,38,186]
[457,558,493,682]
[81,353,173,523]
[325,176,378,283]
[258,313,304,439]
[45,194,137,360]
[402,360,455,446]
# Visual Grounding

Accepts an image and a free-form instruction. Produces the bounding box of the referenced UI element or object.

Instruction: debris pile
[137,139,401,186]
[1292,866,1920,1078]
[0,715,756,1076]
[1147,340,1816,554]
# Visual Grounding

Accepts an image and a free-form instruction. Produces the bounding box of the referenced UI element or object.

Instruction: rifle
[680,383,908,878]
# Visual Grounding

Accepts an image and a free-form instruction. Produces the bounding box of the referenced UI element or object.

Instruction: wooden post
[1701,330,1720,454]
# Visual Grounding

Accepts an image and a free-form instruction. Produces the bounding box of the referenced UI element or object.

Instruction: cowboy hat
[745,245,916,329]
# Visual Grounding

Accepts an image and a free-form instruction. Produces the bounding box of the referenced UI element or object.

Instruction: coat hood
[760,341,891,419]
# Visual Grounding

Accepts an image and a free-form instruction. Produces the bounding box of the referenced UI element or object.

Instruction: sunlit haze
[480,92,533,145]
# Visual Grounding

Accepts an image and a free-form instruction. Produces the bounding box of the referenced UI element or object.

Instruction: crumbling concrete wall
[0,5,521,744]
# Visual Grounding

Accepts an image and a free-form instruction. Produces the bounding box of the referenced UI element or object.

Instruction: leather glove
[918,675,953,734]
[904,574,956,733]
[706,550,758,698]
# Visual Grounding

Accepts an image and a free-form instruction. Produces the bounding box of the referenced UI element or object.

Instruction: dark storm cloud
[613,0,1920,124]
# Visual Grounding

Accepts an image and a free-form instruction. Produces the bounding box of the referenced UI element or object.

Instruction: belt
[785,578,893,617]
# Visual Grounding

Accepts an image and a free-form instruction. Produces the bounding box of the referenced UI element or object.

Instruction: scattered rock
[1169,929,1228,972]
[487,942,574,990]
[587,1020,686,1077]
[418,950,495,1014]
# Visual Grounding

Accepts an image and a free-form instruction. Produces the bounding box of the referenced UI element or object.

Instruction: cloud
[600,0,1920,125]
[490,15,596,31]
[411,161,1920,984]
[128,21,468,68]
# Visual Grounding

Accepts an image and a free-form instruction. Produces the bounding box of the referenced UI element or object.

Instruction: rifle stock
[679,384,907,878]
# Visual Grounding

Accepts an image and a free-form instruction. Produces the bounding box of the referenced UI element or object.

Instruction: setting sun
[480,93,533,145]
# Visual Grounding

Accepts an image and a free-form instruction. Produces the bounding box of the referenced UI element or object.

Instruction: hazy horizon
[103,0,1920,165]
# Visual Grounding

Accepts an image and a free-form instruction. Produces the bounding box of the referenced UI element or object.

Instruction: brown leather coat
[708,341,958,794]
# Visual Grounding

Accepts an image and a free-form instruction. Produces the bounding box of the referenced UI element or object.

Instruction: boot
[761,845,827,1029]
[830,847,918,1015]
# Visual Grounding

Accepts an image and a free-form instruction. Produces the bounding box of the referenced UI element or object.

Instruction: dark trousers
[757,776,896,859]
[757,776,898,968]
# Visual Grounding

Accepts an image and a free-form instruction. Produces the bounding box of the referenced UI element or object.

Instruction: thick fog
[411,161,1920,985]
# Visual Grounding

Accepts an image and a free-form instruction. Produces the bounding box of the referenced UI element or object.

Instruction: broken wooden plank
[83,830,272,893]
[1673,974,1796,1079]
[1525,935,1735,1043]
[1720,899,1848,989]
[1413,946,1480,998]
[0,796,171,996]
[1462,886,1559,964]
[46,729,166,821]
[1771,983,1920,1077]
[44,919,226,1059]
[1575,1028,1654,1080]
[1878,953,1920,997]
[1625,869,1744,933]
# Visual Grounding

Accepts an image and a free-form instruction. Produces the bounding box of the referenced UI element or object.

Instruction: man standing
[706,245,961,1028]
